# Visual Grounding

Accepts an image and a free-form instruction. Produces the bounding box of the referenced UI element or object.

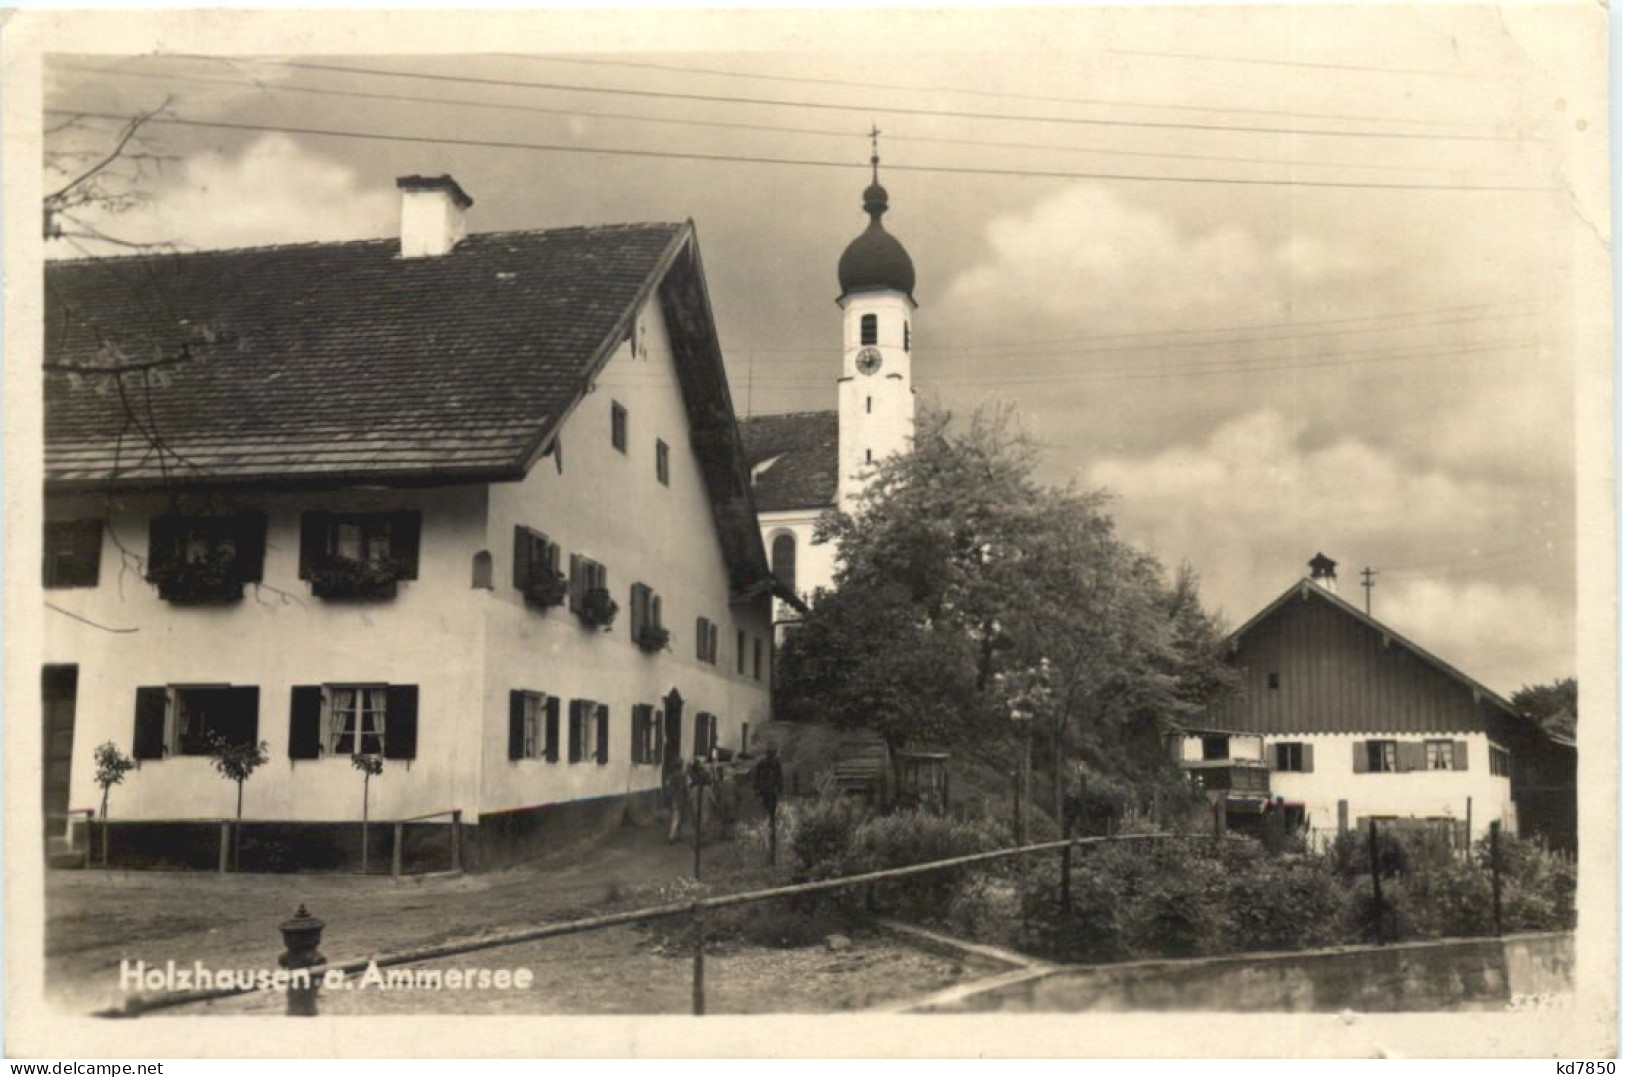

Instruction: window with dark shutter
[753,638,763,681]
[384,685,418,760]
[288,686,324,759]
[544,696,561,762]
[1452,739,1470,771]
[43,519,103,588]
[737,630,746,674]
[509,690,527,761]
[611,402,628,453]
[656,439,670,486]
[568,700,586,763]
[860,313,877,345]
[596,704,610,765]
[133,687,168,760]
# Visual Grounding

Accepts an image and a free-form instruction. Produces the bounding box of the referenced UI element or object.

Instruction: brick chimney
[396,175,473,258]
[1308,552,1338,593]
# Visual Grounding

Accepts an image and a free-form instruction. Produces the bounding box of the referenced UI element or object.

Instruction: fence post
[693,784,704,880]
[278,904,326,1017]
[1212,798,1225,839]
[1368,820,1385,944]
[218,822,231,873]
[392,822,404,878]
[451,810,463,873]
[1490,820,1503,937]
[1059,816,1073,912]
[691,903,706,1016]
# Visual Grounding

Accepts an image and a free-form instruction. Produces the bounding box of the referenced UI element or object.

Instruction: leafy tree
[776,408,1237,820]
[353,754,385,873]
[91,741,137,866]
[208,735,269,871]
[1512,677,1577,740]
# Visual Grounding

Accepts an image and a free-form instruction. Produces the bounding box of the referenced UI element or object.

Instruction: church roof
[738,410,838,512]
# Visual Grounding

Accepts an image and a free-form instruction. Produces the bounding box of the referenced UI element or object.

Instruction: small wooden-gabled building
[1185,555,1575,851]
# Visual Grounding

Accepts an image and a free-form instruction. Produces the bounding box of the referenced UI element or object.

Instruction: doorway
[42,665,78,844]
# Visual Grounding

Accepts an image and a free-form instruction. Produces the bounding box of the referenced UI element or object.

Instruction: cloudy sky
[42,6,1608,696]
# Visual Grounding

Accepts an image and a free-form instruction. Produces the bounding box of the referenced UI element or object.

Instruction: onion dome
[838,143,915,300]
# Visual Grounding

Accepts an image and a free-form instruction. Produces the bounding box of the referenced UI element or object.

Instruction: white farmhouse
[41,176,788,871]
[1181,555,1575,851]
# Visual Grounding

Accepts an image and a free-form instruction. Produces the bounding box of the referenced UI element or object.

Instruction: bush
[841,811,1010,919]
[788,793,870,879]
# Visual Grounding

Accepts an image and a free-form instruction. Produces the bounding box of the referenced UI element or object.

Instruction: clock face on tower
[855,347,884,376]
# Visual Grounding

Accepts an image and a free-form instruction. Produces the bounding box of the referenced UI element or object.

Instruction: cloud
[939,183,1378,339]
[1085,408,1568,693]
[53,134,397,255]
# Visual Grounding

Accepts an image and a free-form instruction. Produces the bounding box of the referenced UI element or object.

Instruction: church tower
[835,134,917,511]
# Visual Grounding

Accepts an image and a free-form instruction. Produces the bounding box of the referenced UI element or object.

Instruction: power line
[702,339,1537,391]
[1107,47,1513,81]
[277,59,1535,144]
[738,306,1546,363]
[44,108,1559,194]
[502,52,1503,132]
[54,61,1521,180]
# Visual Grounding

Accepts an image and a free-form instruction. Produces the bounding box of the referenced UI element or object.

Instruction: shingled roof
[44,221,782,602]
[738,410,839,512]
[45,223,687,487]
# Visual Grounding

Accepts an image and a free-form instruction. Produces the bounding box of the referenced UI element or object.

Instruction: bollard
[218,822,231,873]
[1368,820,1385,944]
[392,823,404,878]
[278,904,326,1016]
[691,904,706,1016]
[1490,820,1503,937]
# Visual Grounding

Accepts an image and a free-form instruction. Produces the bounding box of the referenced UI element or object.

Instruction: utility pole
[1361,567,1378,616]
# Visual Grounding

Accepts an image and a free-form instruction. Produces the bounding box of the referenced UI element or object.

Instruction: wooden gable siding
[1208,588,1486,736]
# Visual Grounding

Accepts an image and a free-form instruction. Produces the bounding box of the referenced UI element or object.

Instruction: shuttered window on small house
[631,704,654,764]
[1271,742,1313,772]
[694,711,718,759]
[595,704,610,765]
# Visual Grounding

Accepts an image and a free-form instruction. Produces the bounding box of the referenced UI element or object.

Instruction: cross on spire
[869,123,882,183]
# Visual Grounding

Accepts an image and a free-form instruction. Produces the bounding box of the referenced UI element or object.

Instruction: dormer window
[860,313,877,346]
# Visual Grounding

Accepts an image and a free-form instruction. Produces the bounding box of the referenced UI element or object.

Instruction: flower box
[523,571,570,610]
[635,624,671,653]
[150,553,244,605]
[579,586,619,630]
[310,557,401,600]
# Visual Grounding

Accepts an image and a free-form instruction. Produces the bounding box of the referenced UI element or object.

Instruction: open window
[132,684,259,759]
[509,690,561,761]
